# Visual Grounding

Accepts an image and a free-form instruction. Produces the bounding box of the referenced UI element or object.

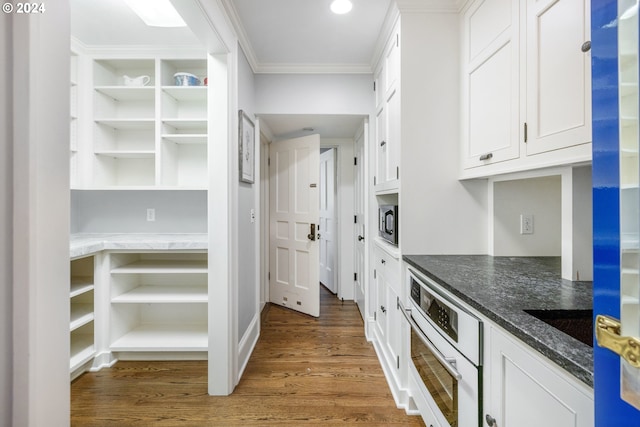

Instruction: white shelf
[94,150,155,159]
[70,277,94,298]
[111,259,207,274]
[110,324,208,352]
[112,285,207,303]
[162,86,206,101]
[95,86,155,101]
[70,336,95,372]
[374,237,401,259]
[162,119,207,130]
[94,119,155,130]
[70,304,94,332]
[162,134,207,144]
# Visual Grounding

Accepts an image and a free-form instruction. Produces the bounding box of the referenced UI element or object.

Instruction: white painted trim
[254,63,373,75]
[12,7,71,426]
[220,0,260,73]
[237,312,260,380]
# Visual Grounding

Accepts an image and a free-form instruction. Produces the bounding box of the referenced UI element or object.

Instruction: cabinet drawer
[374,245,400,294]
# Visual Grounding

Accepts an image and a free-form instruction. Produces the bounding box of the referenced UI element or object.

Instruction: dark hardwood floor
[71,287,425,426]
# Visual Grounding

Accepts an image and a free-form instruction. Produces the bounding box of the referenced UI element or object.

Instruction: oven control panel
[410,277,458,342]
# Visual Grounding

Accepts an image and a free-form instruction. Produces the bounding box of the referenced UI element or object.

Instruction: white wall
[399,13,488,255]
[12,6,71,425]
[255,74,374,115]
[0,12,12,427]
[236,46,260,372]
[71,190,207,233]
[321,138,355,300]
[493,176,562,256]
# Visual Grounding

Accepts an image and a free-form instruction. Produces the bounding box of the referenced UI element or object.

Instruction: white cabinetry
[108,251,208,356]
[461,0,591,178]
[485,325,594,427]
[374,24,401,193]
[80,56,208,189]
[372,243,402,386]
[70,256,96,380]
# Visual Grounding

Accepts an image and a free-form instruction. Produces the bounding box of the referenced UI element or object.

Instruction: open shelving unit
[108,252,208,356]
[70,256,96,379]
[86,57,208,189]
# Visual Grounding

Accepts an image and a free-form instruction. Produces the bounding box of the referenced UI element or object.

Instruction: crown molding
[220,0,260,73]
[396,0,461,13]
[254,62,372,75]
[75,44,206,57]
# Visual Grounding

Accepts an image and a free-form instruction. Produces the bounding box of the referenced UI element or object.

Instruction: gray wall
[0,12,12,426]
[71,190,207,233]
[237,47,258,340]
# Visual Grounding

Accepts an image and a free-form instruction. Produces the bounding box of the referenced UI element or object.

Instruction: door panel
[593,0,640,422]
[269,134,320,317]
[354,131,365,319]
[319,148,336,293]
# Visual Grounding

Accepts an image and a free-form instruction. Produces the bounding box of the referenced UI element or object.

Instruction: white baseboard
[237,312,260,382]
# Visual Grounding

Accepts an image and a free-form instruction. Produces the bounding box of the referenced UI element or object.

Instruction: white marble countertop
[70,233,208,259]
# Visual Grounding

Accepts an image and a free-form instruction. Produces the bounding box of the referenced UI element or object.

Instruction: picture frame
[239,110,255,184]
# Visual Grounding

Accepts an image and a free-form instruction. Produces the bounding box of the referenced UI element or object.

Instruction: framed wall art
[239,110,255,184]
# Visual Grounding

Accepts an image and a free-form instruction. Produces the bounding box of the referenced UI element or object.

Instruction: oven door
[400,300,480,427]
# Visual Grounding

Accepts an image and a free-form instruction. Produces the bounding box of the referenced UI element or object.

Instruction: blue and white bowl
[173,72,201,86]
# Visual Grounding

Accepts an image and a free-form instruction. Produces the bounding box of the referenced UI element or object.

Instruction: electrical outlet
[147,208,155,222]
[520,214,533,234]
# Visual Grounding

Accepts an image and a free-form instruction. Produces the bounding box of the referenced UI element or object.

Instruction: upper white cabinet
[374,25,401,193]
[525,0,591,156]
[74,54,209,189]
[461,0,592,178]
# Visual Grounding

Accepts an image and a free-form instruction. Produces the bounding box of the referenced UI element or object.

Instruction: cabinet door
[462,0,520,169]
[486,326,594,427]
[525,0,591,155]
[374,266,388,343]
[375,105,387,188]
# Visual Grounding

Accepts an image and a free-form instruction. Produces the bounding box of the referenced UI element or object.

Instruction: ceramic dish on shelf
[173,72,200,86]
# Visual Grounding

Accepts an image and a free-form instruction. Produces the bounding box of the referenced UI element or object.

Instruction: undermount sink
[524,309,593,347]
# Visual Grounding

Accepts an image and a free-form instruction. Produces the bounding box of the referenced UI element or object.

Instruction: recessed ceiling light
[330,0,353,15]
[124,0,187,27]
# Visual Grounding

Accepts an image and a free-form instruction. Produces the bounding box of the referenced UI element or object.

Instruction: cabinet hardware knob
[358,235,364,241]
[486,414,497,426]
[381,259,386,264]
[380,140,387,147]
[479,152,493,161]
[581,40,591,52]
[381,305,386,313]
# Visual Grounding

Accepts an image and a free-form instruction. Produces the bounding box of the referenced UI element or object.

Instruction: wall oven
[399,269,483,427]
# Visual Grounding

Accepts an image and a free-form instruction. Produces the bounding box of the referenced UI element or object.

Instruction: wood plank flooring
[71,287,425,426]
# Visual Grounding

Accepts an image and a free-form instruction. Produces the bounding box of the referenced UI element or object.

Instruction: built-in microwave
[378,204,398,245]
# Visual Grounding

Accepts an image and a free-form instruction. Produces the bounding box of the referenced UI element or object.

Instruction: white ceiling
[223,0,392,73]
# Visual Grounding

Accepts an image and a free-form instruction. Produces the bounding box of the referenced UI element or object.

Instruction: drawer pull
[479,152,493,161]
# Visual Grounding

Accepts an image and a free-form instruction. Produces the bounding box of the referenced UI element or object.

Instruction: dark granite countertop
[403,255,593,387]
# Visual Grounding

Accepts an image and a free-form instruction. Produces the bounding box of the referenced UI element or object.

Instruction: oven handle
[397,297,463,381]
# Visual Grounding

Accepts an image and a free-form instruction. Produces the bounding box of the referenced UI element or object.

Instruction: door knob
[307,224,316,241]
[358,235,364,241]
[486,414,497,426]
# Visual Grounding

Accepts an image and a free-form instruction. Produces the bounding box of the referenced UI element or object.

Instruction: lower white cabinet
[70,255,96,380]
[107,251,208,357]
[485,325,594,427]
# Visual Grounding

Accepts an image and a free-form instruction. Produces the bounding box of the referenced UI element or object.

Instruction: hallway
[71,287,424,426]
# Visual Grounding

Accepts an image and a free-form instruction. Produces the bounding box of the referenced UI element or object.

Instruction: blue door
[593,0,640,424]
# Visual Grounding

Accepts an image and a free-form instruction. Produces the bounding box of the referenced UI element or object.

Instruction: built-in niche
[490,165,593,281]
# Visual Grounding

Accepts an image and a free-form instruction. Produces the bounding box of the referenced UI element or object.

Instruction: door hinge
[374,269,377,279]
[397,355,400,369]
[268,272,271,280]
[373,81,376,92]
[354,272,357,281]
[374,311,377,321]
[524,122,528,143]
[354,157,357,166]
[396,166,399,179]
[396,33,399,47]
[373,176,377,186]
[268,157,271,166]
[354,215,357,224]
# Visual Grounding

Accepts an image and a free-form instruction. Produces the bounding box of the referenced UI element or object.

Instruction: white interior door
[319,148,336,293]
[354,132,365,319]
[269,134,321,317]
